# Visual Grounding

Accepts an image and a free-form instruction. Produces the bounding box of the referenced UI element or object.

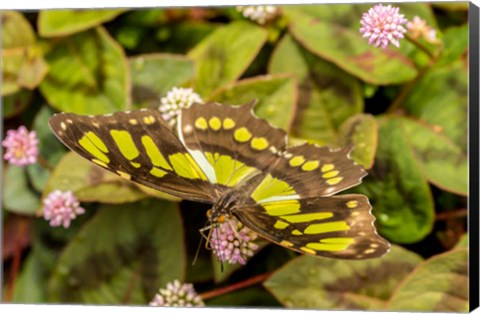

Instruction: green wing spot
[204,152,258,187]
[169,153,207,180]
[303,221,349,234]
[280,212,333,223]
[251,174,297,202]
[79,133,110,163]
[306,242,351,251]
[274,220,289,229]
[110,130,139,160]
[150,167,168,178]
[321,237,355,244]
[86,131,108,152]
[141,135,173,170]
[234,127,252,142]
[262,200,301,216]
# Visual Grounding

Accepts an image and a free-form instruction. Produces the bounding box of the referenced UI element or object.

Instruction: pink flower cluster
[2,126,39,166]
[42,190,85,228]
[407,16,438,43]
[210,218,259,265]
[360,4,407,49]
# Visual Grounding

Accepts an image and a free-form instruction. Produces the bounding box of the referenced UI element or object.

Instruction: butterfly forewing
[178,101,287,187]
[48,109,222,203]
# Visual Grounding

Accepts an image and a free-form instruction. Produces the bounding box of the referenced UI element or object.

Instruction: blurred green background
[1,3,469,311]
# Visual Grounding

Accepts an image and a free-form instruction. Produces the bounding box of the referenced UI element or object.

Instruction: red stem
[436,208,468,221]
[200,272,272,300]
[5,219,27,302]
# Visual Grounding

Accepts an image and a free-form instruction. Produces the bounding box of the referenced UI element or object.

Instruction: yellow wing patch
[234,127,252,143]
[304,221,349,234]
[110,130,139,160]
[78,131,110,164]
[251,174,297,202]
[169,153,208,180]
[141,135,172,170]
[204,152,258,187]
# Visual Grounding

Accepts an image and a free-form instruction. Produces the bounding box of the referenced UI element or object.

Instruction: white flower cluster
[149,280,204,307]
[159,87,203,127]
[237,5,278,25]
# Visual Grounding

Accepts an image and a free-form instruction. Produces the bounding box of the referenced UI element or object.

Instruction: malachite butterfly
[48,100,390,259]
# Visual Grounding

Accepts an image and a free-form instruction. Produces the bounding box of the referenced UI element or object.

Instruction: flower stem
[405,33,436,61]
[436,208,468,221]
[200,272,272,300]
[387,65,431,114]
[4,218,28,302]
[37,154,54,172]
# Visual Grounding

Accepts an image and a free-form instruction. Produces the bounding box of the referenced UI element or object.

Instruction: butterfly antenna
[192,233,204,266]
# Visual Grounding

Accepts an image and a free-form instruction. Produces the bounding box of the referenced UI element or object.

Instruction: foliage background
[1,3,470,311]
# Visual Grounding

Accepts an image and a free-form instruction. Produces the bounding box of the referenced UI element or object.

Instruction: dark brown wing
[234,194,390,259]
[177,101,287,188]
[49,109,223,203]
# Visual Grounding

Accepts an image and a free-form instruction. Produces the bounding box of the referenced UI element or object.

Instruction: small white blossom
[149,280,204,307]
[159,87,203,127]
[237,5,278,25]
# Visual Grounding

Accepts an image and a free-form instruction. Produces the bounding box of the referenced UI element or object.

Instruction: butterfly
[48,100,390,259]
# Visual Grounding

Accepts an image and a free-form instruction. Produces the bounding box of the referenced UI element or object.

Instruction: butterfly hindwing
[234,194,389,259]
[48,109,222,203]
[264,143,367,198]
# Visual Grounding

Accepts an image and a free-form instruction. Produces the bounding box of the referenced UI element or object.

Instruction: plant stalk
[200,271,272,300]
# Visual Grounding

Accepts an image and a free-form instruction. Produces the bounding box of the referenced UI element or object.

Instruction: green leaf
[43,152,147,204]
[129,54,195,109]
[207,286,280,307]
[437,24,468,67]
[155,22,219,54]
[432,3,469,11]
[388,249,468,312]
[3,165,40,215]
[1,11,48,96]
[269,34,363,144]
[188,21,268,96]
[455,234,468,248]
[353,117,435,243]
[282,3,439,67]
[338,114,378,169]
[264,245,422,310]
[208,74,297,131]
[48,198,185,304]
[134,183,181,202]
[38,9,126,37]
[400,117,467,195]
[2,89,32,119]
[283,8,417,85]
[39,27,130,115]
[403,61,467,152]
[13,248,49,303]
[27,106,67,192]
